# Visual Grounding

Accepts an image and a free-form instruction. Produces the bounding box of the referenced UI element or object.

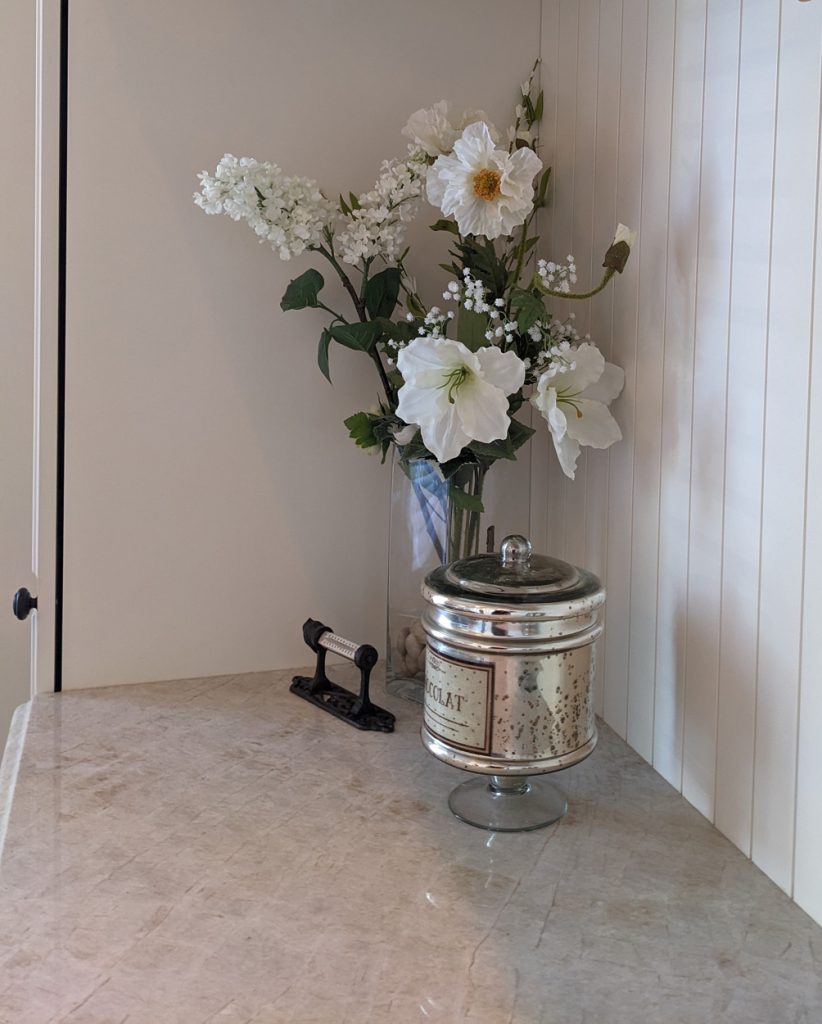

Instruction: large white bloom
[426,122,542,240]
[396,337,525,463]
[530,343,624,479]
[194,154,334,260]
[402,101,499,158]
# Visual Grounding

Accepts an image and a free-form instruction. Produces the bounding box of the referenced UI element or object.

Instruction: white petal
[395,382,448,430]
[563,399,622,449]
[423,400,473,462]
[425,165,447,207]
[451,121,496,166]
[394,424,418,445]
[558,342,605,394]
[552,431,581,479]
[613,223,637,248]
[457,109,499,144]
[397,383,471,461]
[531,386,568,440]
[581,361,624,404]
[397,336,477,387]
[475,346,526,395]
[456,377,511,443]
[453,195,502,238]
[506,144,543,187]
[402,101,456,157]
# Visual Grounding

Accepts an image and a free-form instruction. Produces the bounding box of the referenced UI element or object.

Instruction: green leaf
[448,484,485,514]
[534,90,544,122]
[344,411,378,451]
[330,321,383,352]
[348,191,361,211]
[430,218,460,234]
[456,306,489,352]
[364,267,402,320]
[508,417,536,452]
[469,438,516,461]
[339,193,351,216]
[406,292,427,318]
[535,166,552,208]
[510,287,546,333]
[317,329,332,384]
[372,316,417,343]
[280,269,325,311]
[524,94,536,123]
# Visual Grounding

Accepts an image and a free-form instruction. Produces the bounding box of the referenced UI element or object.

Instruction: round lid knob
[500,535,532,568]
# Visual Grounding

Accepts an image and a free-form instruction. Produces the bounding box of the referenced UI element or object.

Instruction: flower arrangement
[195,64,633,543]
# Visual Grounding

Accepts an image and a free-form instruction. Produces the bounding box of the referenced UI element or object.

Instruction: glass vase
[385,452,531,703]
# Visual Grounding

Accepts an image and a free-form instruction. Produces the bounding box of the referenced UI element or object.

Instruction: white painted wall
[60,0,822,928]
[62,0,540,688]
[540,0,822,927]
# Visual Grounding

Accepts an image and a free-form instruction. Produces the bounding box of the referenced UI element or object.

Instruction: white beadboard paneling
[681,0,741,820]
[564,0,600,571]
[752,0,821,894]
[603,0,647,739]
[795,51,822,925]
[540,0,822,929]
[653,0,707,790]
[625,0,675,764]
[714,0,779,858]
[586,0,622,719]
[531,3,563,556]
[546,0,581,558]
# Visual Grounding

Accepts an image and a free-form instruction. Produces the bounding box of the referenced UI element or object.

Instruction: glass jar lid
[426,534,603,608]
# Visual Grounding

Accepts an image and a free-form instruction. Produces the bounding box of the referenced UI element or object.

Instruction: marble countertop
[1,668,820,1024]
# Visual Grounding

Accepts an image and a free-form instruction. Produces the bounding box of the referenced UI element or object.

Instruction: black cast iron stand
[290,618,395,733]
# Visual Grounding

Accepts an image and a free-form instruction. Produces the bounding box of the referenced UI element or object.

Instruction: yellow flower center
[472,168,502,202]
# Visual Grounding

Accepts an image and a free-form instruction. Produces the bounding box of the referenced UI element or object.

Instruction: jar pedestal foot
[447,774,567,832]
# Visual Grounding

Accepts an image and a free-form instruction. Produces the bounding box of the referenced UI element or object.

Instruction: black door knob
[12,588,37,621]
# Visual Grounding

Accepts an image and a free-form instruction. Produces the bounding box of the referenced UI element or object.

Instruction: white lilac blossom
[337,157,426,265]
[530,342,624,479]
[402,101,499,159]
[396,337,525,463]
[426,122,542,240]
[194,155,333,260]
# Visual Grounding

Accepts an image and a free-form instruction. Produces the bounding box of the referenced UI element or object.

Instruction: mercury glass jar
[421,534,605,831]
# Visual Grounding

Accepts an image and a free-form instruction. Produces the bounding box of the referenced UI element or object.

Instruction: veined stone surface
[0,669,820,1023]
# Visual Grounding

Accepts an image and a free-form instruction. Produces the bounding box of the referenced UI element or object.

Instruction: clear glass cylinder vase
[385,452,531,703]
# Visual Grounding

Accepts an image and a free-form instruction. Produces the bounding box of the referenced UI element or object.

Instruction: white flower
[393,423,418,446]
[194,154,334,260]
[530,342,624,479]
[402,101,499,158]
[613,223,637,249]
[426,122,542,240]
[396,337,525,463]
[337,157,426,265]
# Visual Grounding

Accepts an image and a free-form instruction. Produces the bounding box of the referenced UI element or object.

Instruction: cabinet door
[0,0,57,750]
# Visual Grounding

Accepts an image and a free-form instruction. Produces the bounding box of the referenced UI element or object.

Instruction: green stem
[310,245,394,407]
[371,350,395,408]
[533,266,616,302]
[314,244,367,321]
[316,301,346,322]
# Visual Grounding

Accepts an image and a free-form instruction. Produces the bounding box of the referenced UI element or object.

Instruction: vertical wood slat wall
[539,0,822,926]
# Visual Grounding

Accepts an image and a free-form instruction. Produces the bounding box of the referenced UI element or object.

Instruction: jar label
[424,648,494,754]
